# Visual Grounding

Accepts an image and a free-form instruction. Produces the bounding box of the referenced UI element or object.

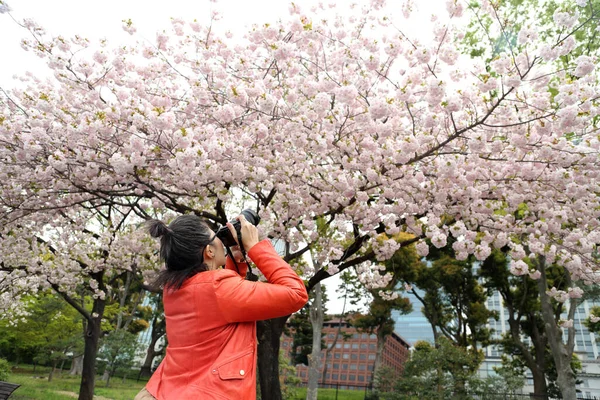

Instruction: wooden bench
[0,381,20,400]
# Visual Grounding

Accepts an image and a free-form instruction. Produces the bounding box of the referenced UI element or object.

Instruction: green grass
[7,365,146,400]
[293,387,369,400]
[7,366,367,400]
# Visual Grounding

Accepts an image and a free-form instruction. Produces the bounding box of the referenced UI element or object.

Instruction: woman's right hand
[226,214,259,252]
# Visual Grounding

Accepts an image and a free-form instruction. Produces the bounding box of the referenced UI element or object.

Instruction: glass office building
[391,289,435,346]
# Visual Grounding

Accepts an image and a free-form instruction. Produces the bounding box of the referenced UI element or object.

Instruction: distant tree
[394,240,492,397]
[0,292,82,380]
[139,293,166,379]
[479,248,550,397]
[287,304,313,367]
[97,329,141,387]
[397,338,483,399]
[278,350,301,400]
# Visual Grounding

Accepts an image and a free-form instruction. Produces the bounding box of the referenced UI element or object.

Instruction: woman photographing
[135,213,308,400]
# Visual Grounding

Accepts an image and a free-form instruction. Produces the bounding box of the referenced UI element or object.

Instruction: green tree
[395,240,493,397]
[396,338,483,399]
[139,293,166,379]
[0,292,82,381]
[97,329,140,387]
[479,248,551,397]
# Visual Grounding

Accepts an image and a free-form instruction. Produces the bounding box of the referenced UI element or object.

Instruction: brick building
[281,318,411,390]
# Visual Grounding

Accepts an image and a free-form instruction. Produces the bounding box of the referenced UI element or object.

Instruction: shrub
[0,358,10,381]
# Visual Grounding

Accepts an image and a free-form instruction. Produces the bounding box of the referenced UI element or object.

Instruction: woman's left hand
[228,246,245,263]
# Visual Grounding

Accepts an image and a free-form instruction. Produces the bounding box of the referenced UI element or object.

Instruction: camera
[215,209,261,250]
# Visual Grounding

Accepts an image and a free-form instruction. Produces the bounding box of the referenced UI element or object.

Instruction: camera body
[215,209,261,250]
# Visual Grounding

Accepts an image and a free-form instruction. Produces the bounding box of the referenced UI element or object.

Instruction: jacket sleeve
[213,240,309,323]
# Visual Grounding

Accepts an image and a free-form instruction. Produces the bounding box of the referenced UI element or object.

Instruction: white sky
[0,0,444,314]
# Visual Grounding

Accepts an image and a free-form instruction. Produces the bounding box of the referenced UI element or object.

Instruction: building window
[360,343,367,349]
[368,354,376,360]
[362,333,368,339]
[333,363,339,369]
[343,354,350,359]
[332,374,338,380]
[341,374,347,380]
[369,344,376,350]
[334,353,340,359]
[352,344,359,349]
[351,354,358,360]
[344,343,350,349]
[342,364,348,370]
[359,364,366,370]
[349,375,356,381]
[358,375,365,382]
[370,334,376,339]
[335,343,341,349]
[360,354,367,360]
[350,364,357,370]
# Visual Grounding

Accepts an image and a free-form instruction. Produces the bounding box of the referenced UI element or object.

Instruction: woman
[135,213,308,400]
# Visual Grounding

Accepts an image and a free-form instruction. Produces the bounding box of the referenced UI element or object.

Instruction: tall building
[391,288,435,345]
[282,318,411,390]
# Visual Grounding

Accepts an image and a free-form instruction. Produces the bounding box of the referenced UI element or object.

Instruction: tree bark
[70,354,83,376]
[257,316,289,400]
[536,256,577,400]
[48,359,58,382]
[78,297,106,400]
[373,325,386,390]
[321,291,348,384]
[505,302,548,398]
[306,282,324,400]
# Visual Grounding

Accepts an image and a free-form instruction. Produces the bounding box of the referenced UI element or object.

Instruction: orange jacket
[145,240,308,400]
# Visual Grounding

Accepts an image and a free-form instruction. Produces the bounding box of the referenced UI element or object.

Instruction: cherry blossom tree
[0,205,159,399]
[0,0,599,399]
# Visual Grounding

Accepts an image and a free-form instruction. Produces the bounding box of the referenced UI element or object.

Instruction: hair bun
[147,219,171,238]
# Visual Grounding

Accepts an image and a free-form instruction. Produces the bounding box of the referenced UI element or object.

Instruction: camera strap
[225,246,258,282]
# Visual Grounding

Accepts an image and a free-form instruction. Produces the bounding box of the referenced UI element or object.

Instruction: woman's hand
[226,214,259,252]
[228,246,245,263]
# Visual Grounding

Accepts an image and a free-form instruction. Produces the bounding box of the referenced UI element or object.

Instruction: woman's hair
[147,214,214,291]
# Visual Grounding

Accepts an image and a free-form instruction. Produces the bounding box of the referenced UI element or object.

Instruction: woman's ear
[204,245,214,260]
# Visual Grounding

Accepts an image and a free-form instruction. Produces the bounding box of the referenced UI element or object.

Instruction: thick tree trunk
[532,367,548,400]
[257,316,289,400]
[70,354,83,376]
[306,282,324,400]
[373,326,386,389]
[536,256,577,400]
[78,298,106,400]
[505,304,548,399]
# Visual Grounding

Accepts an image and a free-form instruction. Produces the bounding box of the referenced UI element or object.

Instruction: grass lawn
[293,387,369,400]
[7,365,147,400]
[7,365,367,399]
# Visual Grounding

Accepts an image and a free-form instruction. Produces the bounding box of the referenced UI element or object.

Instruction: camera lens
[215,209,260,248]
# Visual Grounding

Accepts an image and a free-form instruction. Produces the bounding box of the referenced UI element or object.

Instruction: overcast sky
[0,0,445,314]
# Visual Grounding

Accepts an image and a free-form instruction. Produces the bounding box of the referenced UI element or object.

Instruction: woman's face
[205,230,227,269]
